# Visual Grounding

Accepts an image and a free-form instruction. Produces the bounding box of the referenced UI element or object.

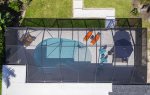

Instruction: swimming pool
[34,38,92,65]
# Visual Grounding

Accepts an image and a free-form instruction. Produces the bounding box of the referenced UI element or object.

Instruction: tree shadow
[2,66,16,88]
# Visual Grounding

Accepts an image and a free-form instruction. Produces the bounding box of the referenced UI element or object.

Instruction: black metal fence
[4,18,148,84]
[21,18,142,28]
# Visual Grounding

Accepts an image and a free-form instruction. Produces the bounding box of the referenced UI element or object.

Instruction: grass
[84,0,132,18]
[25,0,132,18]
[25,0,72,18]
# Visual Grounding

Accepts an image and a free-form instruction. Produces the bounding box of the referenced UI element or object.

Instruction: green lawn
[84,0,132,18]
[25,0,132,18]
[25,0,72,18]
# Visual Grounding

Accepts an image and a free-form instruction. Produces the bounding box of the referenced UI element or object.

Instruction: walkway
[73,0,115,18]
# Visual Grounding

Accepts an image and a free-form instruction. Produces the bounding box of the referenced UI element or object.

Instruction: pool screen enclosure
[4,18,147,84]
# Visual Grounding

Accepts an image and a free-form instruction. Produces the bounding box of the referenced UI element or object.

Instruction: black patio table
[115,39,133,58]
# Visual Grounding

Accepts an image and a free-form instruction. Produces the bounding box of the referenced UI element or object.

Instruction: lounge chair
[20,32,36,46]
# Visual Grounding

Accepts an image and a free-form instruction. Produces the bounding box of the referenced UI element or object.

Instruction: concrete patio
[15,28,135,65]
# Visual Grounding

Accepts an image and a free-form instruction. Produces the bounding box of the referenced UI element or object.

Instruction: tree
[131,0,141,15]
[0,12,13,31]
[138,0,150,20]
[131,0,150,19]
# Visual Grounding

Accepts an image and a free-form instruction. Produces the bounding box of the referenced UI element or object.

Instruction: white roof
[2,65,112,95]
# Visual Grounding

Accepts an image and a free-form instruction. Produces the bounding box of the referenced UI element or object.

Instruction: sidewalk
[73,0,115,18]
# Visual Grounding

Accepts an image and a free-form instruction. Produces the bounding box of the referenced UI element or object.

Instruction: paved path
[73,0,115,18]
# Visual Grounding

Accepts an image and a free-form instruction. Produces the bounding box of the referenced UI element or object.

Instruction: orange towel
[83,31,93,41]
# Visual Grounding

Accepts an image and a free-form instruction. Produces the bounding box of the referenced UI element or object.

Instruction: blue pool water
[34,38,91,65]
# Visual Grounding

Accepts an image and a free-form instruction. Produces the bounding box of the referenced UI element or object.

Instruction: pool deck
[17,28,135,65]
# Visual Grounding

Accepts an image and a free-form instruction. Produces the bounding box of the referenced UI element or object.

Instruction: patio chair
[20,32,36,46]
[83,31,93,41]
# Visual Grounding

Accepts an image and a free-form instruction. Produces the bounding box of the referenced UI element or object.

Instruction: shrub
[0,12,13,30]
[8,0,22,12]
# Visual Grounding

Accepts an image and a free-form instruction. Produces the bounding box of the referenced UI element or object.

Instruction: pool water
[34,38,91,65]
